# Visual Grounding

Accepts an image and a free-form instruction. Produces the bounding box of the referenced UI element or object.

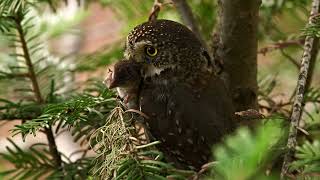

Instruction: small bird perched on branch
[107,19,235,170]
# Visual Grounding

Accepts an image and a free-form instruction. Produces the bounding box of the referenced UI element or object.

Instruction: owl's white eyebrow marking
[124,38,152,59]
[124,49,130,60]
[143,64,175,78]
[143,65,164,78]
[135,40,152,48]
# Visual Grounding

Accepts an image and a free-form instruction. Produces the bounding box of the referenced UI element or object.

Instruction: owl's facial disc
[124,40,154,63]
[125,40,166,78]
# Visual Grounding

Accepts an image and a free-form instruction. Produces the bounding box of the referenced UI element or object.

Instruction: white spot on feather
[144,65,165,78]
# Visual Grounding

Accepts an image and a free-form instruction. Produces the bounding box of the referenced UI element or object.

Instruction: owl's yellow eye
[145,46,158,57]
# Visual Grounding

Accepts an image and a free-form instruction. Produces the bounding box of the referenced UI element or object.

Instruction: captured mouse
[104,60,142,109]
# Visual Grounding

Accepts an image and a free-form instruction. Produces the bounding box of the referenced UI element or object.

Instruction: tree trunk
[216,0,261,111]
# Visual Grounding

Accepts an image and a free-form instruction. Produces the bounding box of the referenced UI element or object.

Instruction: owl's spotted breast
[116,19,236,169]
[139,69,235,169]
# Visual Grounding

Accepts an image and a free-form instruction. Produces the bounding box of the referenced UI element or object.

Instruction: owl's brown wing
[139,74,235,169]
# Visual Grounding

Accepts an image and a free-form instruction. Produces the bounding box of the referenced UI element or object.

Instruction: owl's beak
[145,57,152,64]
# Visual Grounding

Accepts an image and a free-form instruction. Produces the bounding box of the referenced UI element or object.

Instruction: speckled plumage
[126,20,213,79]
[122,19,235,169]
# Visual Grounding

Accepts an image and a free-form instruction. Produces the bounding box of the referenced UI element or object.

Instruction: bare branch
[258,39,304,55]
[14,17,43,103]
[235,109,265,121]
[148,0,173,23]
[281,0,320,178]
[148,0,162,22]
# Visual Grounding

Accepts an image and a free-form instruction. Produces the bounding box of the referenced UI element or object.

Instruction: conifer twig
[13,15,62,169]
[281,0,320,178]
[235,109,265,121]
[148,0,173,23]
[258,39,304,55]
[148,0,162,22]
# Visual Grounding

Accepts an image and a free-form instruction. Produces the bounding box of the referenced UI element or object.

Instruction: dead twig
[281,0,320,178]
[148,0,172,23]
[191,162,217,180]
[258,39,304,55]
[235,109,265,121]
[148,0,162,22]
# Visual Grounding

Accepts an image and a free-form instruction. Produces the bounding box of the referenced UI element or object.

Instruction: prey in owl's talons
[103,60,142,109]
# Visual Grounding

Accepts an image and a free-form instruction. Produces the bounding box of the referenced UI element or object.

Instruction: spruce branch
[11,11,63,170]
[0,140,56,179]
[281,0,320,178]
[0,101,43,121]
[290,140,320,177]
[212,118,286,180]
[12,95,116,139]
[13,16,43,104]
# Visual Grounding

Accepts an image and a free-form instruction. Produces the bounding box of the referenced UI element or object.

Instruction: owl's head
[125,20,211,78]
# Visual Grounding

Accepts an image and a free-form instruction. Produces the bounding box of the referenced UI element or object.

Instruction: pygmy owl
[123,19,235,169]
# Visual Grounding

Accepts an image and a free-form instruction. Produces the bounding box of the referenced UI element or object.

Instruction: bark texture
[281,0,320,178]
[216,0,261,111]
